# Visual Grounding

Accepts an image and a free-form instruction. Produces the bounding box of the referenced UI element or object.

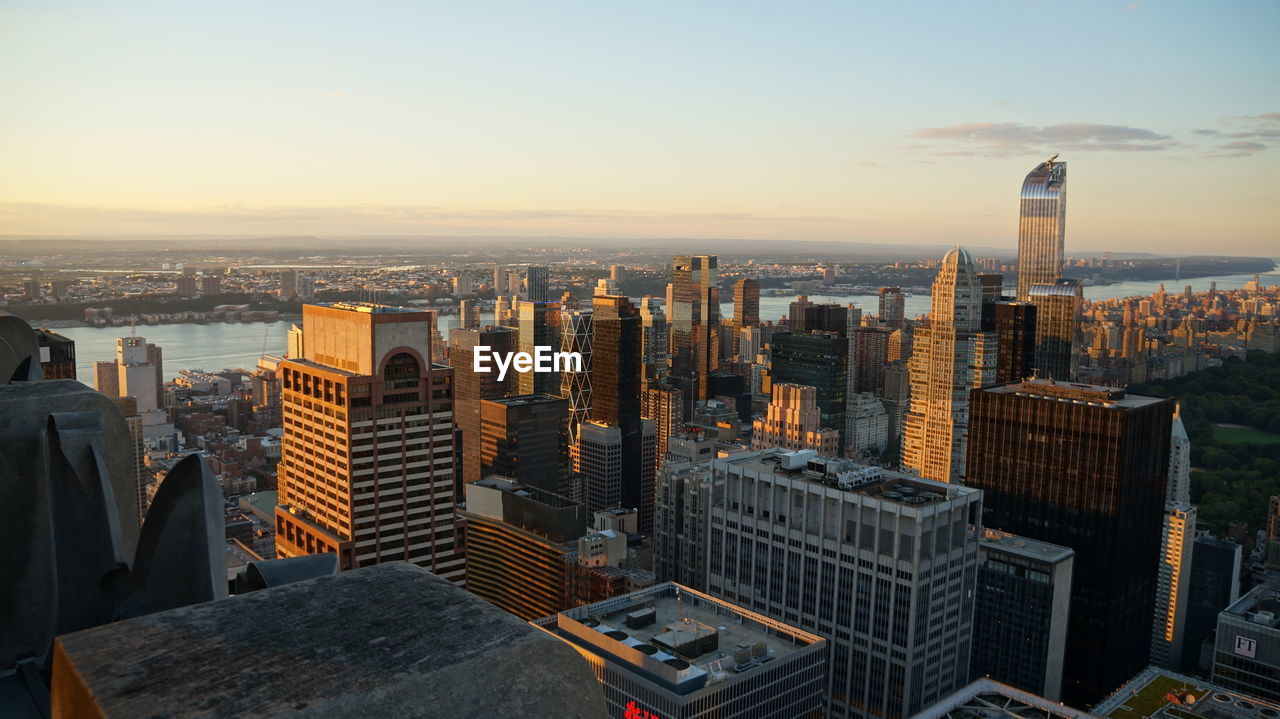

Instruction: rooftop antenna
[130,314,137,338]
[1046,153,1059,169]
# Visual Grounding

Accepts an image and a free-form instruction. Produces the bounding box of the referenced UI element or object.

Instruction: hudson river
[55,271,1278,390]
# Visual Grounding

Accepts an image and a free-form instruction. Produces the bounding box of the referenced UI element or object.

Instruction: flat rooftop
[718,448,972,508]
[980,528,1075,564]
[1094,667,1280,719]
[913,678,1100,719]
[984,379,1167,409]
[538,583,822,697]
[1224,580,1280,629]
[322,302,422,314]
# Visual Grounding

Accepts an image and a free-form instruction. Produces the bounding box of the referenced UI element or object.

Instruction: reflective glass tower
[669,255,720,404]
[1016,157,1067,302]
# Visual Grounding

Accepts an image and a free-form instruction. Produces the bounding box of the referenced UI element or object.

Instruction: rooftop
[912,678,1099,719]
[535,582,823,698]
[323,301,422,314]
[1223,579,1280,630]
[1094,667,1280,719]
[980,528,1075,564]
[983,379,1168,409]
[718,448,970,508]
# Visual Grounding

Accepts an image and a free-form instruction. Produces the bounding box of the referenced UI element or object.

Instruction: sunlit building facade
[902,247,995,484]
[1016,158,1067,302]
[274,302,462,582]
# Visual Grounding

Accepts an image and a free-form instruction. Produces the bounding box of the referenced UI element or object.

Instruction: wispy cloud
[1199,113,1277,157]
[910,122,1176,156]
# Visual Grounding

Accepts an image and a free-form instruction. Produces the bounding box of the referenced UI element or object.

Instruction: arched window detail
[384,352,421,391]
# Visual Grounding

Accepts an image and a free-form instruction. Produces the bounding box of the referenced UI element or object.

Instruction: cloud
[1220,140,1267,152]
[858,161,881,167]
[325,90,347,98]
[910,122,1176,156]
[1126,2,1144,11]
[1199,113,1279,156]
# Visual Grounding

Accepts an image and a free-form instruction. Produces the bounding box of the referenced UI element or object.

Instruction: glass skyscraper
[1016,158,1067,302]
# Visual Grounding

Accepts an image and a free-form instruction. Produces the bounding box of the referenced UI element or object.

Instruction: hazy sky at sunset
[1,1,1277,254]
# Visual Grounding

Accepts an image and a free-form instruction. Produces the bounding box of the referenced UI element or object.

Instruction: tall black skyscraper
[966,379,1173,707]
[982,299,1037,384]
[590,294,654,532]
[669,255,720,405]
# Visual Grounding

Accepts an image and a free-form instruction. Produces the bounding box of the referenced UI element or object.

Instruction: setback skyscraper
[1016,157,1067,302]
[902,247,995,483]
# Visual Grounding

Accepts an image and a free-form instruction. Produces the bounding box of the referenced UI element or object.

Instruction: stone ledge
[52,562,608,718]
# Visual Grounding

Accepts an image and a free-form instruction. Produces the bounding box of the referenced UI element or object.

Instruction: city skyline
[2,2,1277,253]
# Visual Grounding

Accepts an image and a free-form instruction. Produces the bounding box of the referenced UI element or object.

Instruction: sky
[1,1,1277,255]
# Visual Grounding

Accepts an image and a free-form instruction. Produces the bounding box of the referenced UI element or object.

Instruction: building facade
[902,247,995,484]
[706,448,983,718]
[1016,157,1067,302]
[972,529,1074,701]
[966,379,1174,706]
[274,302,462,582]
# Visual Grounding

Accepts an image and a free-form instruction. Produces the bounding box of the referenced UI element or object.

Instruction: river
[55,271,1277,391]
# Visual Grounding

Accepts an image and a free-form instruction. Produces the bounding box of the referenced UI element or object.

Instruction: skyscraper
[706,449,983,718]
[902,247,995,484]
[1028,278,1083,381]
[479,394,572,497]
[768,331,849,434]
[590,294,656,533]
[1183,536,1242,673]
[638,295,668,380]
[460,477,587,620]
[1016,157,1067,302]
[843,392,889,458]
[850,326,890,395]
[450,326,518,486]
[642,382,683,471]
[669,255,720,405]
[524,265,550,302]
[733,277,760,328]
[878,287,906,329]
[94,360,119,396]
[972,529,1075,701]
[751,383,840,455]
[966,379,1173,706]
[654,433,718,589]
[982,299,1037,384]
[1152,405,1196,671]
[559,307,593,441]
[517,300,562,395]
[274,303,462,581]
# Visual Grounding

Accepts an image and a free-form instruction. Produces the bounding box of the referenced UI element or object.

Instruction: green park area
[1213,423,1280,445]
[1131,351,1280,535]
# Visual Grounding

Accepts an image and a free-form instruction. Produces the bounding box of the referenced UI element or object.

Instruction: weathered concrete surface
[0,380,140,669]
[0,312,39,383]
[52,562,609,718]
